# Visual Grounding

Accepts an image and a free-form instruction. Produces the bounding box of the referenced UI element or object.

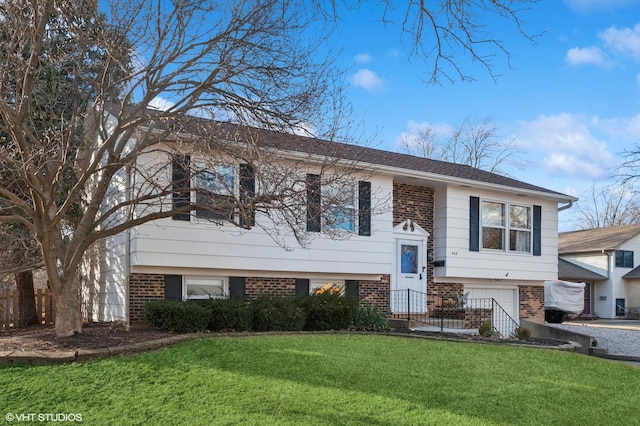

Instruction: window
[310,280,344,295]
[480,200,531,253]
[306,174,371,235]
[615,250,634,268]
[509,204,531,253]
[194,163,236,220]
[184,276,226,299]
[481,201,505,250]
[324,182,356,232]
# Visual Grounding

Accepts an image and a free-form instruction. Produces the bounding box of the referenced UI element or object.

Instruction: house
[559,224,640,318]
[81,114,576,331]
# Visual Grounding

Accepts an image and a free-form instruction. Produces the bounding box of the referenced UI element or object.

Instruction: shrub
[298,292,358,331]
[351,303,390,331]
[478,321,494,338]
[205,298,253,332]
[144,300,209,333]
[251,296,306,331]
[513,326,532,341]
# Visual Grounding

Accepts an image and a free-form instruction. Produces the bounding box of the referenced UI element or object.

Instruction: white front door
[392,239,426,313]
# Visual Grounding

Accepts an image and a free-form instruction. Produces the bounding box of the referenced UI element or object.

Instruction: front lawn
[2,334,638,425]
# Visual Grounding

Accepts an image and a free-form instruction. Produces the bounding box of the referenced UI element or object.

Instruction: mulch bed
[0,323,175,352]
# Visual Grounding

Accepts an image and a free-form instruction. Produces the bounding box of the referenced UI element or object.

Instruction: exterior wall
[519,285,544,323]
[129,274,164,324]
[359,275,390,310]
[393,183,435,294]
[246,277,296,298]
[562,234,640,318]
[81,165,129,323]
[435,186,560,283]
[130,153,395,277]
[614,236,640,315]
[127,272,389,323]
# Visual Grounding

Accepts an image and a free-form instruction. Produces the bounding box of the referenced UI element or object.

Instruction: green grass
[2,334,639,425]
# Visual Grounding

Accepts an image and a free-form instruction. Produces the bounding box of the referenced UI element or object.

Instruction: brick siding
[519,285,545,323]
[245,277,296,298]
[129,273,165,324]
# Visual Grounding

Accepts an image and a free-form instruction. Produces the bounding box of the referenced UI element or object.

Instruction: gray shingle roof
[558,258,607,281]
[107,104,575,200]
[175,118,573,200]
[622,265,640,279]
[559,224,640,254]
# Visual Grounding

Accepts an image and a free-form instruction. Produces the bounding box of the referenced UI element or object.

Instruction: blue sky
[331,0,640,231]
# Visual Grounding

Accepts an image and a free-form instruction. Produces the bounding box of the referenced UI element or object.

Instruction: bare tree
[370,0,538,84]
[574,182,640,230]
[0,0,539,338]
[400,116,527,176]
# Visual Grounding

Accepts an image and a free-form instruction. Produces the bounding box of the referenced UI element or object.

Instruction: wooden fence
[0,289,55,330]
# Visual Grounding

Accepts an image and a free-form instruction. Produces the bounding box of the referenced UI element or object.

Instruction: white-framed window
[184,276,227,299]
[309,280,344,295]
[481,200,531,253]
[193,162,236,220]
[324,182,356,232]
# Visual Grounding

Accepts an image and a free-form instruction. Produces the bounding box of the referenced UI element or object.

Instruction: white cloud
[354,53,372,64]
[597,114,640,142]
[600,24,640,59]
[565,46,610,66]
[350,68,384,92]
[516,114,616,179]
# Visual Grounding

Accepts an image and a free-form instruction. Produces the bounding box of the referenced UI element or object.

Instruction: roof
[558,258,607,281]
[622,265,640,279]
[105,104,575,201]
[559,224,640,254]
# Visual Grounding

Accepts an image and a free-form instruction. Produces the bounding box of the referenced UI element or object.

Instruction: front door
[392,239,426,313]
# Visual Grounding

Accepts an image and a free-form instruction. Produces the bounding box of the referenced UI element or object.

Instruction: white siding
[434,186,559,283]
[562,253,612,318]
[131,174,395,277]
[81,167,129,322]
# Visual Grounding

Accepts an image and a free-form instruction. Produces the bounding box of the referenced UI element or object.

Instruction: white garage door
[466,287,518,337]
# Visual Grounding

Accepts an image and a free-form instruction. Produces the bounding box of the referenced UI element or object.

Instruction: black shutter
[239,164,255,227]
[533,205,541,256]
[469,196,480,252]
[164,275,183,301]
[358,181,371,236]
[295,278,310,297]
[229,277,246,298]
[345,280,359,299]
[172,155,191,221]
[306,174,321,232]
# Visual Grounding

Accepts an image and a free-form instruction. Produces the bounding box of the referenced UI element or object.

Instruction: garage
[466,286,519,337]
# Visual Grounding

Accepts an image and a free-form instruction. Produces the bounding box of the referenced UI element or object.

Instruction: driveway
[548,319,640,358]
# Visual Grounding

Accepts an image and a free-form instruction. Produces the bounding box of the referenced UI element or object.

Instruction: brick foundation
[359,275,390,312]
[519,284,544,323]
[128,273,390,323]
[129,274,165,324]
[245,277,296,298]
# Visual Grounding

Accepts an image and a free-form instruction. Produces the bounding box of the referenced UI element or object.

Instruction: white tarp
[544,280,586,314]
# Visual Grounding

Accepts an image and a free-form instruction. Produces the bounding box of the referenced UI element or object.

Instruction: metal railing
[390,289,519,338]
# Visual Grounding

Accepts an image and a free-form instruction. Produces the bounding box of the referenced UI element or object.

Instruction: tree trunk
[54,282,83,338]
[16,270,39,327]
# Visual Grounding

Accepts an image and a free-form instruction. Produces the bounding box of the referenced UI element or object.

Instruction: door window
[401,244,418,274]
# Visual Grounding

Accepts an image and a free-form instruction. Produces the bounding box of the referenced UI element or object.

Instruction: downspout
[124,163,132,325]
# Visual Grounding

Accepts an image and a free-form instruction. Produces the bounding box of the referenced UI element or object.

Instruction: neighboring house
[81,113,576,328]
[559,224,640,318]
